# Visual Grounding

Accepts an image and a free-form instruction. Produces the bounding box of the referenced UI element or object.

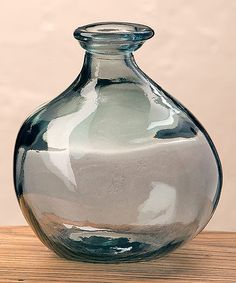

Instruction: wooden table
[0,227,235,282]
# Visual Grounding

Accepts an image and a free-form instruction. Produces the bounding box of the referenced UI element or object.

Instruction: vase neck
[80,52,139,80]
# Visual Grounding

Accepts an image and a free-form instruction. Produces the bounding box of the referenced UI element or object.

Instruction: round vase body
[14,22,222,263]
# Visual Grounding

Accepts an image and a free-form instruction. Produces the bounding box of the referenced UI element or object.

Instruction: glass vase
[14,22,222,263]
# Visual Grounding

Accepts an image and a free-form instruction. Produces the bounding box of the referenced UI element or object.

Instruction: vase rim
[74,22,154,43]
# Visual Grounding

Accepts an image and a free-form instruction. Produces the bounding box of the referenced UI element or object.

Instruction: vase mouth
[74,22,154,43]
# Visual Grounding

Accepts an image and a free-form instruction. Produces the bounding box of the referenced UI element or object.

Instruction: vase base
[47,232,184,263]
[19,197,198,263]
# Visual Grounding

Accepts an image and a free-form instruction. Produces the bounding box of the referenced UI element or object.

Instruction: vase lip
[74,22,154,43]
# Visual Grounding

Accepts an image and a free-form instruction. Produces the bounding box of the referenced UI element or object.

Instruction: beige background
[0,0,235,231]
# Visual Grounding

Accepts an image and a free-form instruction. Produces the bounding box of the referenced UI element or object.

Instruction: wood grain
[0,227,235,282]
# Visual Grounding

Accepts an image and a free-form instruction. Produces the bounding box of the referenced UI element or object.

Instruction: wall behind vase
[0,0,235,231]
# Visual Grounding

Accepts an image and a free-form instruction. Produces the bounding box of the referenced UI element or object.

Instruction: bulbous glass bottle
[14,22,222,263]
